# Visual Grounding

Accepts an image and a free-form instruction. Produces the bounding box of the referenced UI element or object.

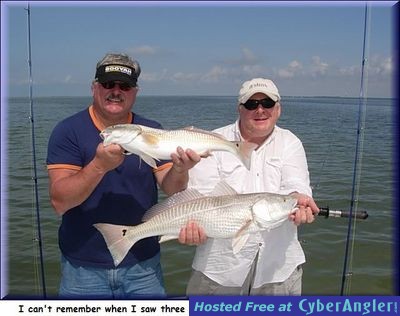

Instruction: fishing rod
[25,3,47,298]
[317,207,368,220]
[340,2,371,296]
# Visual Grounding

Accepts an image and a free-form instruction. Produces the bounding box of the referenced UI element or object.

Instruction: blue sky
[2,1,396,98]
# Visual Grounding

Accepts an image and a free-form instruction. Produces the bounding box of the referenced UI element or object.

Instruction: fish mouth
[99,131,108,140]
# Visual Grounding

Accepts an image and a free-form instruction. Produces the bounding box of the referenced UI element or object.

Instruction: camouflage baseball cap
[95,53,141,86]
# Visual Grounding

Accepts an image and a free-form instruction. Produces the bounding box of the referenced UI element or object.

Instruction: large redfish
[94,182,298,266]
[100,124,256,170]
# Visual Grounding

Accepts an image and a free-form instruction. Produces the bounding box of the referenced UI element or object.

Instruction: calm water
[3,95,396,297]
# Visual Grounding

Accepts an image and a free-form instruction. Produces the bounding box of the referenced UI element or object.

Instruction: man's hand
[178,221,207,245]
[170,147,201,174]
[289,193,320,226]
[93,143,125,173]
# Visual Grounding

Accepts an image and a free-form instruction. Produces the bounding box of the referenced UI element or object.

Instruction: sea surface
[3,95,396,297]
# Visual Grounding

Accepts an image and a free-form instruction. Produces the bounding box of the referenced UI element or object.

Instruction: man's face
[238,92,281,141]
[92,81,138,119]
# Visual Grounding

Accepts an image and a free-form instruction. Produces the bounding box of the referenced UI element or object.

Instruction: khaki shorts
[186,265,303,296]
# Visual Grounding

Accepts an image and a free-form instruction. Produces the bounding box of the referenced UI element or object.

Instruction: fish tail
[94,223,140,267]
[233,141,258,170]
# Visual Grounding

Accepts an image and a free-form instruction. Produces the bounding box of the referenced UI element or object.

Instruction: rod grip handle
[318,207,369,220]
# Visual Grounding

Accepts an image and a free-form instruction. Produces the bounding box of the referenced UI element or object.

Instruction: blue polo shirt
[47,106,170,268]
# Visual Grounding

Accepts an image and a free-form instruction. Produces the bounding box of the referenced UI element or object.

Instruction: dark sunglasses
[241,98,276,110]
[100,81,134,91]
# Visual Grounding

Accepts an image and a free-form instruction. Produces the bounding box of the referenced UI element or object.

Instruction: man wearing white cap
[181,78,319,295]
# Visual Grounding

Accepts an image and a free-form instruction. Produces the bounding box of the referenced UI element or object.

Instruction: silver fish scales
[100,124,257,170]
[94,182,298,266]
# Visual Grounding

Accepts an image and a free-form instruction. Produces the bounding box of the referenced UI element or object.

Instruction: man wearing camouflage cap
[47,53,200,298]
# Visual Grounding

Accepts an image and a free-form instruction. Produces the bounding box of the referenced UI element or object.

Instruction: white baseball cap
[238,78,281,104]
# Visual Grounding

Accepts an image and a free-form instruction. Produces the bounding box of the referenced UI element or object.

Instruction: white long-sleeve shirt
[188,120,312,288]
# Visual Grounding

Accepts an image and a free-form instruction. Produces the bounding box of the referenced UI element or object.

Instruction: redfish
[100,124,256,169]
[94,182,298,266]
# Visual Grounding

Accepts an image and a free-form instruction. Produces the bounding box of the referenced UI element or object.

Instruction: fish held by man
[100,124,257,170]
[94,182,298,266]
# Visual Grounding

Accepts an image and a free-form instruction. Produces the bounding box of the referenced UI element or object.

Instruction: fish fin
[159,235,179,243]
[231,219,252,254]
[94,223,138,267]
[232,234,250,254]
[142,133,160,146]
[236,219,253,236]
[182,126,230,140]
[143,189,204,221]
[138,153,158,168]
[199,150,212,158]
[231,141,257,170]
[209,181,238,196]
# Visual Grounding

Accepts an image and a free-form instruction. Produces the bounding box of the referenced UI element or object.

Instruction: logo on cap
[249,82,271,90]
[105,65,132,76]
